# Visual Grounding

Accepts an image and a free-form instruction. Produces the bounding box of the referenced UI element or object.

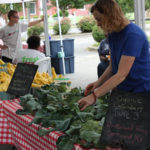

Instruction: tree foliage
[50,0,95,17]
[116,0,150,14]
[116,0,134,13]
[0,3,22,23]
[145,0,150,10]
[50,0,150,16]
[0,4,22,16]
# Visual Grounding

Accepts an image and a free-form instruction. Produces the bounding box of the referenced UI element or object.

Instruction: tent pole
[56,0,66,75]
[22,0,26,22]
[10,3,13,9]
[42,0,51,75]
[134,0,145,30]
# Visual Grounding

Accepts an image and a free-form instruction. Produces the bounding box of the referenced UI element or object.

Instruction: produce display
[0,59,110,149]
[0,60,62,91]
[16,83,109,150]
[0,62,16,91]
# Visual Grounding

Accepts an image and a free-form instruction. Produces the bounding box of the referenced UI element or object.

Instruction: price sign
[7,63,38,96]
[100,90,150,150]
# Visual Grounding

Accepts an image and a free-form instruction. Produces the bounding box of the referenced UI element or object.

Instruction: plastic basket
[51,56,74,74]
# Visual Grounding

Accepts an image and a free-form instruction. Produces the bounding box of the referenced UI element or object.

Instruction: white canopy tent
[0,0,32,2]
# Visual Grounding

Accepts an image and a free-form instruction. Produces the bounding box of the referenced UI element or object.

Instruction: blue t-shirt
[109,22,150,92]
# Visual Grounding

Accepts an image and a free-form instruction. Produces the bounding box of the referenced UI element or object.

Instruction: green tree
[145,0,150,10]
[116,0,134,14]
[0,3,22,23]
[50,0,95,17]
[50,0,150,17]
[116,0,150,14]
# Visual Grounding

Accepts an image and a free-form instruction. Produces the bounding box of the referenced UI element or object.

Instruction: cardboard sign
[7,63,38,96]
[100,90,150,150]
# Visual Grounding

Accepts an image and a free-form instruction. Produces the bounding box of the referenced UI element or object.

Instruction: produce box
[54,78,71,87]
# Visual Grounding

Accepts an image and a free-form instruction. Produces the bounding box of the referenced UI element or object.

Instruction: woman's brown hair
[91,0,129,33]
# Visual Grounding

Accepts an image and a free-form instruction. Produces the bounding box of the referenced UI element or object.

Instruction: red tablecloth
[0,99,120,150]
[0,99,99,150]
[0,100,13,144]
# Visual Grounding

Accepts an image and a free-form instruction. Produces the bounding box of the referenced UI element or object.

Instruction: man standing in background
[0,10,44,63]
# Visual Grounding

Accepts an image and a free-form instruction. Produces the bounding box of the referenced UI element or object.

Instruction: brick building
[18,0,91,18]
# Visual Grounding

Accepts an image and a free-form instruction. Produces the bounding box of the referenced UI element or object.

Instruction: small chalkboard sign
[100,90,150,150]
[7,63,38,96]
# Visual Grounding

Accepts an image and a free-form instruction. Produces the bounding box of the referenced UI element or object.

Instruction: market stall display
[0,98,106,150]
[15,83,108,150]
[0,60,127,150]
[0,59,54,91]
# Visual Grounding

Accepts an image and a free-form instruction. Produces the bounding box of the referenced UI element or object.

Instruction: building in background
[18,0,91,19]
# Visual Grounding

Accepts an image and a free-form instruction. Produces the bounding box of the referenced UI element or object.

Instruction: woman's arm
[94,55,135,98]
[85,57,112,94]
[78,55,135,111]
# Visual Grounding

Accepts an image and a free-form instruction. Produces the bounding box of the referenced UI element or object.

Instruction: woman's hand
[84,81,99,96]
[78,94,95,111]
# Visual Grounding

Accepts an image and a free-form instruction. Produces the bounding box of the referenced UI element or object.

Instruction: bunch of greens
[16,83,109,150]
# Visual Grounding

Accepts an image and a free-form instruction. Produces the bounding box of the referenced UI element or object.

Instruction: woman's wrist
[91,90,97,104]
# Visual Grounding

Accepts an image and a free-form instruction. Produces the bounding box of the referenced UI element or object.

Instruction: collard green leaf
[77,112,94,122]
[99,117,105,126]
[28,110,49,126]
[37,128,54,136]
[26,100,42,112]
[57,136,74,150]
[65,125,81,136]
[80,130,100,148]
[46,105,57,112]
[16,109,30,115]
[54,118,72,132]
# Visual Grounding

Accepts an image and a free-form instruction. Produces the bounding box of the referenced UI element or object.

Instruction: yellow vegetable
[31,83,42,88]
[0,72,11,91]
[0,59,5,65]
[51,67,57,80]
[7,63,16,76]
[58,74,64,78]
[33,71,52,87]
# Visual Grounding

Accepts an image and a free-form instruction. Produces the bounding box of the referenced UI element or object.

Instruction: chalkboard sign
[7,63,38,96]
[100,90,150,150]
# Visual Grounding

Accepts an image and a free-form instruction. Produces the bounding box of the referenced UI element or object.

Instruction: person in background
[13,35,45,64]
[97,37,110,78]
[78,0,150,128]
[0,10,44,63]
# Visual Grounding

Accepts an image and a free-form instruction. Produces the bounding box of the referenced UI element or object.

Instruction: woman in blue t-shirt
[78,0,150,148]
[78,0,150,111]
